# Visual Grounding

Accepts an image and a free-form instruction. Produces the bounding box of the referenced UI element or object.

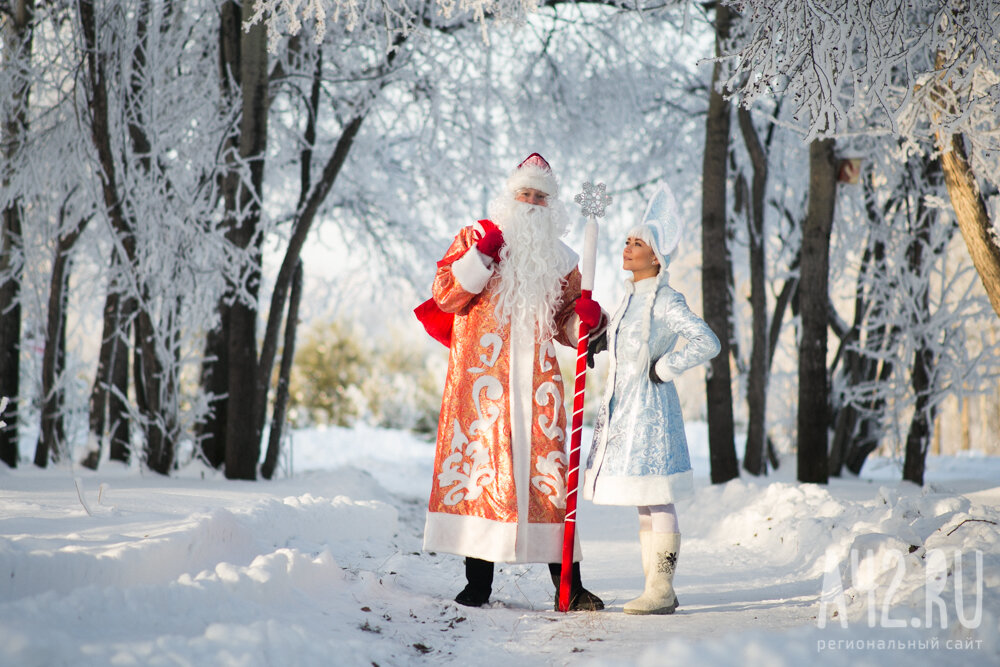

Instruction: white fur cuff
[654,356,678,383]
[451,248,493,294]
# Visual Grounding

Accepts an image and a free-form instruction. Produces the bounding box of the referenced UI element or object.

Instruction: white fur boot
[624,532,680,615]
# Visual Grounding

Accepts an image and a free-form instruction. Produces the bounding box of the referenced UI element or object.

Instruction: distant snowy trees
[1,0,707,478]
[717,0,1000,483]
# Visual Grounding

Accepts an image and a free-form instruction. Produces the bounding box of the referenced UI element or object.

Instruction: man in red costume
[421,153,605,610]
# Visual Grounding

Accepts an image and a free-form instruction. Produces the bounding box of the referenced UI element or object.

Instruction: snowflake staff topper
[574,181,612,219]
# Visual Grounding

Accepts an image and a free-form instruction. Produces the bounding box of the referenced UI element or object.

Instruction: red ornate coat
[422,221,584,563]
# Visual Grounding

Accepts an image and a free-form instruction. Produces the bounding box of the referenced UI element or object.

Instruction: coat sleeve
[553,267,583,348]
[654,290,721,378]
[432,226,494,313]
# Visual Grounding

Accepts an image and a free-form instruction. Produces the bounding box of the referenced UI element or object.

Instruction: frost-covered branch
[242,0,674,51]
[244,0,544,50]
[721,1,1000,146]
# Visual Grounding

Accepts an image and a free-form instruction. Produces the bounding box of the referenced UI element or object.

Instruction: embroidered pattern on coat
[534,381,565,442]
[438,419,496,505]
[438,339,503,506]
[534,341,565,442]
[531,450,568,508]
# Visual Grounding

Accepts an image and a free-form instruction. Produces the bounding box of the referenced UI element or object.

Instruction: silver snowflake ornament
[574,181,612,218]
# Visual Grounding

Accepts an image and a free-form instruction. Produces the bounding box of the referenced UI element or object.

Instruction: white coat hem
[422,511,582,563]
[582,469,694,506]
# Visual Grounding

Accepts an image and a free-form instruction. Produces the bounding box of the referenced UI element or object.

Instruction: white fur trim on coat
[582,469,694,506]
[451,247,493,294]
[422,506,582,563]
[654,355,679,383]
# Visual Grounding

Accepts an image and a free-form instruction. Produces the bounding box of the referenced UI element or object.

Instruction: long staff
[559,182,611,612]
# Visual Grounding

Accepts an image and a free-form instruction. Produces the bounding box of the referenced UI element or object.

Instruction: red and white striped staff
[559,182,611,612]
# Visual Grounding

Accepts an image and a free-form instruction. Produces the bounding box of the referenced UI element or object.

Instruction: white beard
[490,199,569,342]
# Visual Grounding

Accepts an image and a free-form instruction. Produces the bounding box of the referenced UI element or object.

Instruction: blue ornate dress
[583,275,720,506]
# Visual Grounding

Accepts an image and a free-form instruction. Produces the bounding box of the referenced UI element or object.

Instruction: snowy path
[382,501,823,665]
[376,485,826,666]
[357,460,999,667]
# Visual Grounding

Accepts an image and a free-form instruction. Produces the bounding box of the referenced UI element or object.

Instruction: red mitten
[575,296,601,328]
[476,227,504,262]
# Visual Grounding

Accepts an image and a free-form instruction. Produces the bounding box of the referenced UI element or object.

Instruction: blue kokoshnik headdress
[627,184,685,270]
[622,184,686,371]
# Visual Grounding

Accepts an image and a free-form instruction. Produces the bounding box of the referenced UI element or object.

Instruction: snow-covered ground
[1,423,998,666]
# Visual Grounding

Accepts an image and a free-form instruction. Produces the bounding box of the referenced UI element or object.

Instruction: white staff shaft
[581,218,598,292]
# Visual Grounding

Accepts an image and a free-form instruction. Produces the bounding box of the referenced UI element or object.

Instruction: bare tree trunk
[126,0,152,172]
[126,294,178,475]
[929,47,1000,319]
[35,212,89,466]
[701,3,738,484]
[902,156,946,485]
[836,172,900,475]
[253,115,365,441]
[215,14,385,480]
[224,1,269,480]
[936,132,1000,318]
[253,44,319,451]
[35,259,69,466]
[768,257,799,369]
[243,40,369,477]
[797,138,837,484]
[827,239,868,476]
[901,244,932,484]
[107,312,131,463]
[127,0,178,475]
[843,347,896,475]
[726,173,743,376]
[262,261,303,480]
[0,215,22,469]
[197,0,243,468]
[259,52,317,481]
[197,322,228,468]
[84,295,115,469]
[83,283,132,469]
[903,346,934,485]
[737,107,769,476]
[829,218,884,476]
[84,0,174,471]
[768,267,798,469]
[79,0,173,474]
[0,0,34,468]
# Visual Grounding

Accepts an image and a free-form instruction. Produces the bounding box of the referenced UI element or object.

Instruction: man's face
[514,188,548,207]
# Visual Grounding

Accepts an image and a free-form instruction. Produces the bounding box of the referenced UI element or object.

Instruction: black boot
[455,557,494,607]
[548,561,604,611]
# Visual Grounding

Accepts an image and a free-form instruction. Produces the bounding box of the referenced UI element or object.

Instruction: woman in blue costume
[583,186,720,615]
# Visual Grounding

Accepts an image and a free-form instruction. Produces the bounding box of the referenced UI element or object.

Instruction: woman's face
[514,188,549,207]
[623,236,659,280]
